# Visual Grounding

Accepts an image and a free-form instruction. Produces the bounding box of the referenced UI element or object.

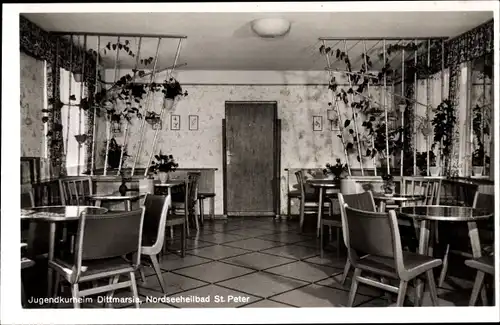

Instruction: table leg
[47,222,56,297]
[467,221,488,305]
[210,196,215,220]
[316,188,324,238]
[415,219,430,306]
[126,200,132,211]
[94,199,102,208]
[379,201,386,213]
[199,199,204,227]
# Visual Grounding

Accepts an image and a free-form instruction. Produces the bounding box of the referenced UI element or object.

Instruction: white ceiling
[22,12,493,71]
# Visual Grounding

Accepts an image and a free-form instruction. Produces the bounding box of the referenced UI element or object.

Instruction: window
[60,68,86,175]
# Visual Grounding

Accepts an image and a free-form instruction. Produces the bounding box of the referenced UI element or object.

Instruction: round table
[88,191,145,211]
[372,193,425,212]
[154,180,185,196]
[307,179,340,237]
[397,205,493,306]
[23,205,108,296]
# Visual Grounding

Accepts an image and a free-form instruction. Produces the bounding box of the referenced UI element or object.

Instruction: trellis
[51,31,187,176]
[318,37,448,176]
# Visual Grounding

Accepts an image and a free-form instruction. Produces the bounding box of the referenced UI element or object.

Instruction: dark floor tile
[222,252,295,270]
[173,261,255,283]
[265,261,338,283]
[223,238,284,251]
[270,284,373,307]
[188,245,250,260]
[258,233,311,244]
[218,272,308,298]
[261,245,318,260]
[138,272,208,297]
[197,232,247,244]
[142,254,212,273]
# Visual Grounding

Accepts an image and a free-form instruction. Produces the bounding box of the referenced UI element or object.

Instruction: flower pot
[139,178,154,194]
[340,177,363,194]
[158,172,169,184]
[73,73,83,82]
[429,166,441,176]
[472,166,484,176]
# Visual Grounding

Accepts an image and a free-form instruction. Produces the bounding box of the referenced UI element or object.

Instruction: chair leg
[181,223,186,258]
[287,196,291,219]
[438,244,450,287]
[336,227,341,259]
[347,268,361,307]
[341,259,351,286]
[139,268,147,284]
[194,204,200,232]
[150,254,167,294]
[105,276,120,307]
[320,222,324,259]
[21,281,27,308]
[395,280,408,307]
[426,269,439,306]
[380,277,393,304]
[199,199,204,227]
[469,271,485,306]
[71,284,80,308]
[299,199,305,231]
[129,271,141,308]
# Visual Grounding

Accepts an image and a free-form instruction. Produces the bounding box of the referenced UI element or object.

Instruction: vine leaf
[344,120,351,128]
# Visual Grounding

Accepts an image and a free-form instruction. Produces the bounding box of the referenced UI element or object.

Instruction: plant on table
[381,173,395,196]
[323,158,348,183]
[149,152,179,183]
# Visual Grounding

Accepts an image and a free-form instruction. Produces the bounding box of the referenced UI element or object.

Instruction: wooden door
[223,101,278,216]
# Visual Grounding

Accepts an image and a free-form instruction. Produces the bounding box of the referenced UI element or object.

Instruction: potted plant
[381,173,395,196]
[415,151,438,176]
[431,99,456,174]
[149,153,179,184]
[472,145,489,176]
[323,159,348,184]
[101,138,127,170]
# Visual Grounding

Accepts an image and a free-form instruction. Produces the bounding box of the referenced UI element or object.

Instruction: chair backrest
[458,183,480,207]
[73,208,145,281]
[142,194,171,253]
[21,184,35,208]
[338,191,377,248]
[473,192,494,212]
[187,172,201,208]
[295,170,315,196]
[401,176,442,205]
[59,177,93,205]
[344,206,405,275]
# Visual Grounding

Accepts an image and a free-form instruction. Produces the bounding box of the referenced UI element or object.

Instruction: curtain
[20,15,99,177]
[446,19,494,176]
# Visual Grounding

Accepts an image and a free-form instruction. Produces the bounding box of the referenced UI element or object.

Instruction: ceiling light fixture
[251,18,291,38]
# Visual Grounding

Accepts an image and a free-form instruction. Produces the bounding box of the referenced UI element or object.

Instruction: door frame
[222,101,281,218]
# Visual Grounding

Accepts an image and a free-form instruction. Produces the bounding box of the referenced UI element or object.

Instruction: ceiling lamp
[251,18,291,38]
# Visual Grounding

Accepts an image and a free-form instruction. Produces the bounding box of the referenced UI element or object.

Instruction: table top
[88,192,144,201]
[154,180,185,187]
[307,179,340,188]
[373,193,426,202]
[21,205,108,221]
[397,205,493,221]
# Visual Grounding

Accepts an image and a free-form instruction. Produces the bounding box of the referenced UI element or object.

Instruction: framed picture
[330,117,340,131]
[189,115,199,131]
[313,116,323,131]
[171,115,180,130]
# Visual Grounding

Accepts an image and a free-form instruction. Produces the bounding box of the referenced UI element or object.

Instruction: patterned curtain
[20,15,98,177]
[446,19,494,176]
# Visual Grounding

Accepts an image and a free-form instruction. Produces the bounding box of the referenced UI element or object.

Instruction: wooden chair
[337,192,377,285]
[21,184,51,260]
[140,193,182,294]
[197,192,216,225]
[172,172,200,234]
[59,176,93,206]
[344,206,442,307]
[21,244,35,307]
[50,208,145,308]
[438,192,494,288]
[465,256,494,306]
[295,170,331,232]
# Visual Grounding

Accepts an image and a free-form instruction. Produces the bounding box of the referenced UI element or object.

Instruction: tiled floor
[35,217,483,308]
